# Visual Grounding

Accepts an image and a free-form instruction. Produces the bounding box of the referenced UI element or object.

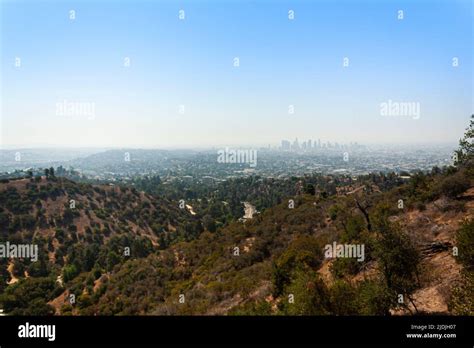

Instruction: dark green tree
[374,219,420,313]
[455,114,474,165]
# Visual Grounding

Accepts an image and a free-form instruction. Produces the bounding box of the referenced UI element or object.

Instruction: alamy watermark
[18,322,55,341]
[324,242,365,262]
[56,99,95,120]
[217,147,257,167]
[0,242,38,262]
[380,99,420,120]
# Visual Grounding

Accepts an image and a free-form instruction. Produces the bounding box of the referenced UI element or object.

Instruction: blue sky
[1,0,472,148]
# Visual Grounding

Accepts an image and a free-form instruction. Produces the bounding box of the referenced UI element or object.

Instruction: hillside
[0,141,472,316]
[84,168,472,316]
[1,166,470,315]
[0,176,197,244]
[0,176,201,314]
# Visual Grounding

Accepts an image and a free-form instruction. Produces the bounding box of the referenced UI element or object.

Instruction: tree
[279,268,331,315]
[272,235,325,296]
[203,214,217,232]
[229,300,273,315]
[456,114,474,166]
[304,183,316,195]
[158,234,168,250]
[27,255,50,277]
[450,219,474,314]
[106,251,120,271]
[450,271,474,315]
[0,277,58,315]
[62,264,79,283]
[374,219,420,313]
[355,197,372,232]
[329,280,359,315]
[456,219,474,271]
[355,279,394,315]
[44,168,50,178]
[439,170,470,198]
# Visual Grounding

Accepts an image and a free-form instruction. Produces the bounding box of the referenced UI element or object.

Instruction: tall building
[292,138,300,151]
[281,140,291,150]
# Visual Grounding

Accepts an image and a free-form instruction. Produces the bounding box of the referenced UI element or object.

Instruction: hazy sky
[1,0,472,148]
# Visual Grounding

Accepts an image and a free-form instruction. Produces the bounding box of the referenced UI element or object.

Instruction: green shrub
[439,171,471,199]
[456,219,474,270]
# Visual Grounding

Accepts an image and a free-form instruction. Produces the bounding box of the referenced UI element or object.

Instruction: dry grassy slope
[0,177,179,245]
[318,188,474,314]
[392,188,474,314]
[146,184,472,316]
[0,177,195,315]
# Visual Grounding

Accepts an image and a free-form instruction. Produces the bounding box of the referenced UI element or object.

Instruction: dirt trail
[6,262,19,285]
